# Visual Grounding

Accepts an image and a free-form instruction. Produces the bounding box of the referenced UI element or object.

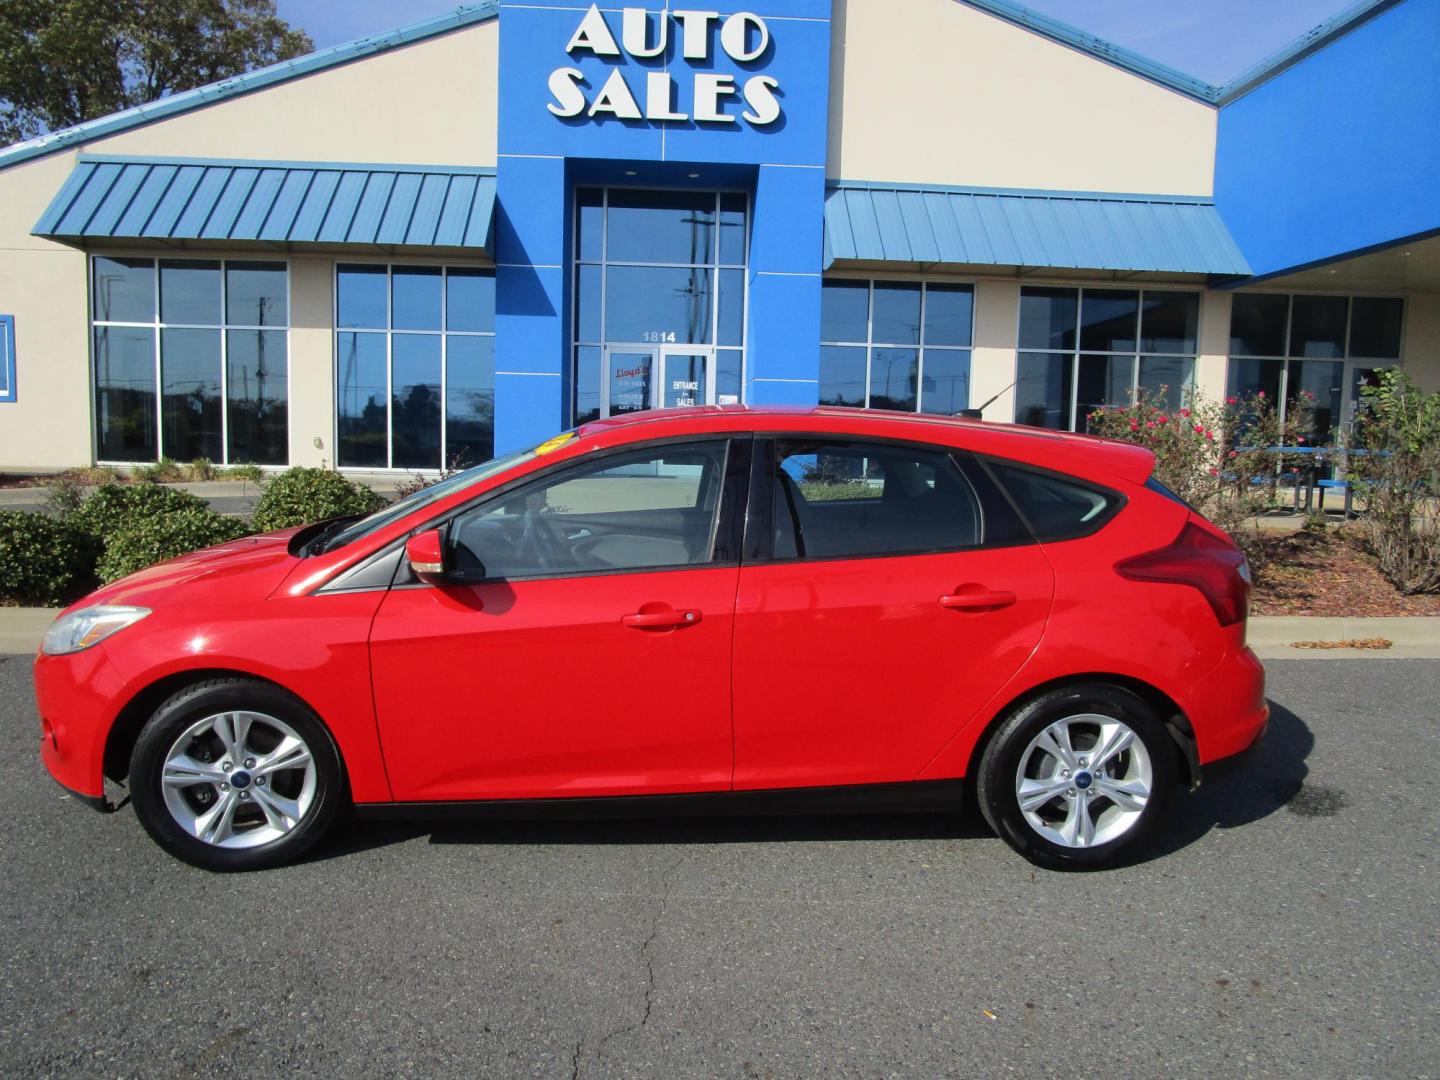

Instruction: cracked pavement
[2,655,1438,1078]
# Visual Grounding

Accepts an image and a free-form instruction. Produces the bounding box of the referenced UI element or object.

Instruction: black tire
[129,677,346,871]
[976,682,1177,871]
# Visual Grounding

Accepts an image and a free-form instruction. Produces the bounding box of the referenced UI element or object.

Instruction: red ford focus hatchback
[36,407,1266,871]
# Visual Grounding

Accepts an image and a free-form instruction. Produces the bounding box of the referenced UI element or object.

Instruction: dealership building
[0,0,1435,474]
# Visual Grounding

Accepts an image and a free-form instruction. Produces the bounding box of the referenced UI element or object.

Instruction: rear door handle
[621,608,703,629]
[939,589,1017,611]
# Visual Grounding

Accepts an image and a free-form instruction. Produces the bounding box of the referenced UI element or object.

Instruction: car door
[369,437,748,802]
[731,437,1056,791]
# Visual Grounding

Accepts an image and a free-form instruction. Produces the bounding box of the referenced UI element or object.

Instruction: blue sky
[274,0,1354,85]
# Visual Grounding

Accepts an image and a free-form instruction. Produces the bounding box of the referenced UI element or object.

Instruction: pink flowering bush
[1086,388,1320,565]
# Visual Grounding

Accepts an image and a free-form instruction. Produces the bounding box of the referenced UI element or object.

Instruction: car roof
[575,406,1154,486]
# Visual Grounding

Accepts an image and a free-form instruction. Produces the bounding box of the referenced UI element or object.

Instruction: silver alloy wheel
[160,711,317,849]
[1014,713,1153,849]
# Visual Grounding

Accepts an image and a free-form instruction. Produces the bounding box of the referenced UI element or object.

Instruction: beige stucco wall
[0,21,497,471]
[88,23,497,165]
[972,279,1020,421]
[1402,293,1440,392]
[0,151,94,470]
[828,0,1218,195]
[1194,289,1232,407]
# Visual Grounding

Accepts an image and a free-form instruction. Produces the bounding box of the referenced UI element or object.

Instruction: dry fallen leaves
[1288,638,1394,650]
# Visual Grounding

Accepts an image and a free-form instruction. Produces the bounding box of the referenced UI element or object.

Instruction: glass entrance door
[659,349,713,409]
[601,347,715,417]
[1344,363,1390,428]
[602,348,655,417]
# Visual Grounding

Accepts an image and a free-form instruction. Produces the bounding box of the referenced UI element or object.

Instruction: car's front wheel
[976,682,1177,870]
[130,678,345,871]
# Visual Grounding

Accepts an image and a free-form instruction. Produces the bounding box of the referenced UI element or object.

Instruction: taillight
[1115,521,1250,627]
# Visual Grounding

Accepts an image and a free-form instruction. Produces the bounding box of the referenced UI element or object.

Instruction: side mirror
[405,528,448,584]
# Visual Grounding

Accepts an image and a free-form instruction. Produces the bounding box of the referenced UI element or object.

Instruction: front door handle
[621,608,703,630]
[939,589,1017,611]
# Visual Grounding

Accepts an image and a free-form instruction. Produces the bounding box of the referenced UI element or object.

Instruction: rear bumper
[1200,714,1267,786]
[1183,643,1269,766]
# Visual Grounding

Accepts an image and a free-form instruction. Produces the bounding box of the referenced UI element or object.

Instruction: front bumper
[34,646,130,803]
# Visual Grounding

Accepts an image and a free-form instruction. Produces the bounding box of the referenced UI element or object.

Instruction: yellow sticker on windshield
[535,431,576,456]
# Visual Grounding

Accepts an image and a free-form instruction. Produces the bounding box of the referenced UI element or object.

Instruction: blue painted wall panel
[747,271,821,385]
[1216,0,1440,277]
[494,0,831,450]
[494,372,566,450]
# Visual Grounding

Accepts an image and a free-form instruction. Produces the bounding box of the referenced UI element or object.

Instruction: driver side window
[447,442,729,580]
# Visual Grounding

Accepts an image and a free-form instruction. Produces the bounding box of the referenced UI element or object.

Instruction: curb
[1246,615,1440,660]
[2,607,1436,659]
[0,608,57,654]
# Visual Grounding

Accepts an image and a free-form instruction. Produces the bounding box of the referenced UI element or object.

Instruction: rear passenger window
[987,461,1121,541]
[772,441,985,559]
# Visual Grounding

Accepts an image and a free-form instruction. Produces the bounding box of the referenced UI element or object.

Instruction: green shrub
[0,511,99,606]
[187,457,217,481]
[1350,370,1440,593]
[250,468,387,532]
[132,456,186,483]
[43,473,87,518]
[223,463,265,484]
[97,508,253,583]
[70,482,208,541]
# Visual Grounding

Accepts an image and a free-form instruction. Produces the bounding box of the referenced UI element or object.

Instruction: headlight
[41,606,151,656]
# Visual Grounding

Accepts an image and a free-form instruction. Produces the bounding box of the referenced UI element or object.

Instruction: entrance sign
[548,6,782,127]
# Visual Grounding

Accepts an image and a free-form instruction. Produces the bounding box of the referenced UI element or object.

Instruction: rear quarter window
[986,461,1123,542]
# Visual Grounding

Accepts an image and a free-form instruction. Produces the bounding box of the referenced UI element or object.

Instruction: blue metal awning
[33,156,497,254]
[824,182,1252,276]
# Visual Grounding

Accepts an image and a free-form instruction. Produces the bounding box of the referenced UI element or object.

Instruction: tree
[0,0,313,146]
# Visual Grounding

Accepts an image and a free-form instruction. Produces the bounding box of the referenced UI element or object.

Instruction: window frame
[0,314,15,403]
[333,261,496,472]
[819,278,976,415]
[744,434,1034,566]
[1225,290,1407,434]
[89,254,291,465]
[407,435,750,587]
[1014,284,1202,431]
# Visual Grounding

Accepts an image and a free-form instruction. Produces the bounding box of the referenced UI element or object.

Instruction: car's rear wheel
[130,678,345,871]
[976,683,1176,870]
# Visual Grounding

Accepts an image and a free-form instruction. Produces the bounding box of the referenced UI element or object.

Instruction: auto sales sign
[546,6,782,128]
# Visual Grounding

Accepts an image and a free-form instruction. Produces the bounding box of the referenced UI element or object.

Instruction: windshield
[313,444,542,554]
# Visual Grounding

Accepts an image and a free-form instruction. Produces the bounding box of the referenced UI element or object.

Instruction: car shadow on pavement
[306,699,1312,867]
[1130,698,1312,866]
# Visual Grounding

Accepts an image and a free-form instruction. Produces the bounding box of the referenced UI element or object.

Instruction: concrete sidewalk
[3,606,1435,659]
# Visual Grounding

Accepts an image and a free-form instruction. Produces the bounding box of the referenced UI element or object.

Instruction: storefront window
[336,264,495,470]
[1016,286,1198,431]
[91,256,288,464]
[819,280,974,415]
[573,189,748,423]
[1227,293,1403,440]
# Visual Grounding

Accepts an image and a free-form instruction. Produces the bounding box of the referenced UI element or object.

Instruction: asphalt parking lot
[1,656,1436,1079]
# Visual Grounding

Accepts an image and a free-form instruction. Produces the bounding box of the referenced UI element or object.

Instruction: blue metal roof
[959,0,1218,102]
[961,0,1400,105]
[0,3,498,171]
[823,182,1252,277]
[33,156,497,253]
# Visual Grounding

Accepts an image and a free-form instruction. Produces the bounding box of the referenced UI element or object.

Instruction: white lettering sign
[550,5,782,127]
